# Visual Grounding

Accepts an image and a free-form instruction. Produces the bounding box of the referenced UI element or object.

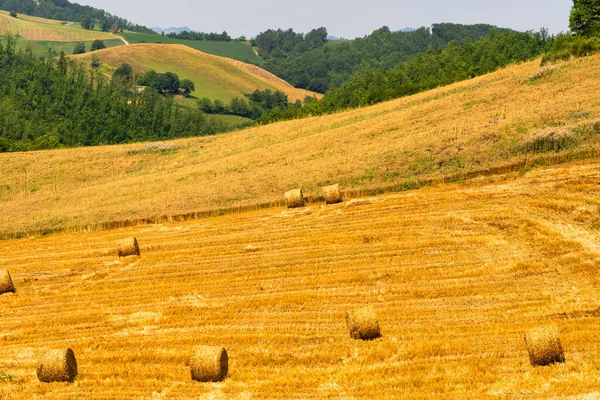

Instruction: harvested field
[0,11,115,42]
[2,161,600,398]
[2,55,600,238]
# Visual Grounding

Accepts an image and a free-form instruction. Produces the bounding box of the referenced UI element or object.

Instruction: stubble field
[2,160,600,398]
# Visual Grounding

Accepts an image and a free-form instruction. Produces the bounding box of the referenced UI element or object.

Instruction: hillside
[0,55,598,238]
[2,160,600,397]
[121,32,263,64]
[72,43,320,103]
[0,10,116,42]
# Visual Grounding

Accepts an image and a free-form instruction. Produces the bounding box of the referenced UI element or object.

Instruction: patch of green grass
[122,32,264,64]
[207,114,254,129]
[0,372,13,382]
[10,36,123,57]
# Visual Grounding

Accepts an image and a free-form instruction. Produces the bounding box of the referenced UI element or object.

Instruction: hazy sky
[73,0,572,38]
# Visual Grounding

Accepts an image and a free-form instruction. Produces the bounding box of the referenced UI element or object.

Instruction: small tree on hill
[90,40,106,51]
[73,42,86,55]
[181,79,195,96]
[91,54,101,69]
[9,10,17,18]
[100,19,112,32]
[113,63,133,83]
[570,0,600,36]
[81,16,95,30]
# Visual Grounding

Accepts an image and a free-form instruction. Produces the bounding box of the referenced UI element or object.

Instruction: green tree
[180,79,195,96]
[90,54,101,68]
[162,72,180,93]
[73,42,86,55]
[100,19,112,32]
[90,39,106,51]
[9,10,16,18]
[81,16,94,30]
[113,63,133,83]
[570,0,600,36]
[197,98,213,113]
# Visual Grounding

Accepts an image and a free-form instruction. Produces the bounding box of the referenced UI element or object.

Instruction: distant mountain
[152,26,193,35]
[397,27,417,33]
[327,35,340,40]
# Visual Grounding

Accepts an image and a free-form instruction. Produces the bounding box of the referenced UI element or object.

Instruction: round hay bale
[116,237,140,257]
[524,325,565,366]
[0,270,15,295]
[190,346,228,382]
[322,184,343,205]
[346,306,381,340]
[285,189,305,209]
[36,348,78,383]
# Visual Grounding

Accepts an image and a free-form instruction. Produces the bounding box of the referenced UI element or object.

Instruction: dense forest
[254,23,513,93]
[253,28,554,123]
[0,36,224,152]
[0,0,154,33]
[165,30,232,42]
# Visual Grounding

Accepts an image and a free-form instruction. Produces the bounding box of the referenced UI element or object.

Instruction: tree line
[251,28,554,123]
[165,31,232,42]
[0,0,154,34]
[0,36,225,152]
[197,89,303,119]
[253,23,513,93]
[542,0,600,64]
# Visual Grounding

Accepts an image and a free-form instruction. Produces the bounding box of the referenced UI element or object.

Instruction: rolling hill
[2,27,600,398]
[0,10,124,56]
[72,43,321,103]
[0,10,115,42]
[0,54,599,238]
[121,32,264,64]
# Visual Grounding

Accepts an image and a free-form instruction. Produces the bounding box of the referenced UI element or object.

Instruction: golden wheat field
[0,11,115,42]
[2,160,600,398]
[1,55,600,238]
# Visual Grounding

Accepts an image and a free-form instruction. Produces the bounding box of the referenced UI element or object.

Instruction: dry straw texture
[36,348,78,383]
[4,56,600,237]
[346,306,381,340]
[190,346,228,382]
[116,237,140,257]
[524,325,565,367]
[285,189,305,209]
[0,269,14,294]
[322,184,343,205]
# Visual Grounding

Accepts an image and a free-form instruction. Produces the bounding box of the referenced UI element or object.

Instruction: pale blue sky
[74,0,572,38]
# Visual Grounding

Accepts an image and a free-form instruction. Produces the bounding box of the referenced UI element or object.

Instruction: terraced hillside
[72,43,320,103]
[1,55,599,237]
[0,10,115,42]
[2,161,600,398]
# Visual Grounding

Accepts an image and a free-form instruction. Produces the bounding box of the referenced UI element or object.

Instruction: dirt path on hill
[112,33,129,45]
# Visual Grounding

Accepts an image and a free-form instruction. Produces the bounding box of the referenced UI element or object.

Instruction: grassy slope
[71,43,320,103]
[0,10,115,41]
[2,161,600,397]
[1,56,600,237]
[122,31,264,64]
[9,36,123,56]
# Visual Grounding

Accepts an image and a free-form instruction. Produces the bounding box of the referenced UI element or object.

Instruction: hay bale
[116,237,140,257]
[0,270,15,295]
[346,306,381,340]
[322,184,343,205]
[190,346,228,382]
[524,325,565,366]
[36,348,78,383]
[285,189,305,209]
